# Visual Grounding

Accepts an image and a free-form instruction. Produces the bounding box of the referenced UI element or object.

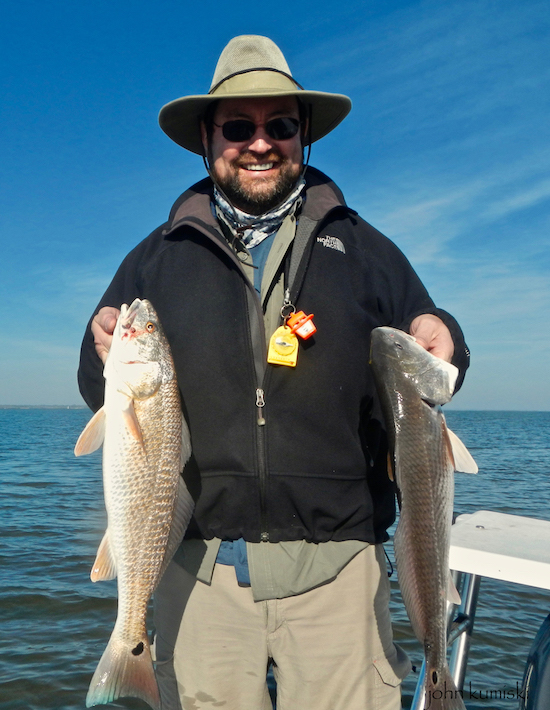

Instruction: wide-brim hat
[159,35,352,155]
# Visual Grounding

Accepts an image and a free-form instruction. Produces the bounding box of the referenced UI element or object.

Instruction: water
[0,409,549,710]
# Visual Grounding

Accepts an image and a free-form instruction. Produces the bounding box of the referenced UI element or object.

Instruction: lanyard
[268,215,319,367]
[281,214,317,318]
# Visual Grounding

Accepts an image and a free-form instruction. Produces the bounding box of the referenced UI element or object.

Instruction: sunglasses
[213,117,301,143]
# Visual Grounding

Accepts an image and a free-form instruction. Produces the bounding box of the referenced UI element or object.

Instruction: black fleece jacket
[78,167,469,545]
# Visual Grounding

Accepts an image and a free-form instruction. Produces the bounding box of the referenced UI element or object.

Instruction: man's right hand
[91,307,120,364]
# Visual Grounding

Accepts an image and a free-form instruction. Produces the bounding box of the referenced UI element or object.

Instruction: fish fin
[424,663,466,709]
[159,477,195,580]
[447,572,461,605]
[74,407,106,456]
[444,424,478,473]
[86,632,160,710]
[113,361,162,398]
[121,399,144,447]
[181,413,192,470]
[90,530,117,582]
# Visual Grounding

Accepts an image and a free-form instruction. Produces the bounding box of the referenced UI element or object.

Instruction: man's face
[202,96,304,215]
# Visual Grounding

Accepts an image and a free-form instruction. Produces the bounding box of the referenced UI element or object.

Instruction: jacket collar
[163,166,349,240]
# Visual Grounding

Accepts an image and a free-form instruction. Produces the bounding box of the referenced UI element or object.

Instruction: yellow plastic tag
[267,326,299,367]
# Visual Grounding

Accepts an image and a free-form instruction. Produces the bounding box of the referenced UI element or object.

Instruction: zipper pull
[256,388,266,426]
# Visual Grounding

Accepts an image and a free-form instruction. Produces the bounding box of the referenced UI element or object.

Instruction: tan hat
[159,35,352,155]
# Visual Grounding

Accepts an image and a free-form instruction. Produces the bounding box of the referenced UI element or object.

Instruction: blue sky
[1,0,548,409]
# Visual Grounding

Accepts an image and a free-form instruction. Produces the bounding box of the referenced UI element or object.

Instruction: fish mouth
[121,299,146,330]
[118,299,147,342]
[121,299,143,326]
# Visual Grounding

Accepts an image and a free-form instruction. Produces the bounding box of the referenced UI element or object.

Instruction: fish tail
[424,664,466,710]
[86,632,160,710]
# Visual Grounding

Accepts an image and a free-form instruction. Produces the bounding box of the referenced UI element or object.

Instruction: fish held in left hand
[75,298,194,710]
[370,326,477,710]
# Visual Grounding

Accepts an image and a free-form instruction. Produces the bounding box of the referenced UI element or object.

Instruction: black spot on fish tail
[432,670,438,685]
[131,642,144,656]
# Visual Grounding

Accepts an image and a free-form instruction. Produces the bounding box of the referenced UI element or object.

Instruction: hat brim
[159,89,352,155]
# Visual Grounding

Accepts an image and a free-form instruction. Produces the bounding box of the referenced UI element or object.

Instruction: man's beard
[213,154,302,215]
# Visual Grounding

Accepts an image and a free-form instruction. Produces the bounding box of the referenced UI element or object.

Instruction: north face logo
[317,236,346,254]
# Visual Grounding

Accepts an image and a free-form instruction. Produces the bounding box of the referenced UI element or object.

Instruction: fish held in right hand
[76,298,194,710]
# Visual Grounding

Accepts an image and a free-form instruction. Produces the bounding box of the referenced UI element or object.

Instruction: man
[78,35,469,710]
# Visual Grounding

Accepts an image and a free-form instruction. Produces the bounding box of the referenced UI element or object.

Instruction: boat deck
[450,510,550,590]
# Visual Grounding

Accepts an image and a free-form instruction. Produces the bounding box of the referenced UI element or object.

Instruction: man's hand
[410,314,454,363]
[91,306,120,364]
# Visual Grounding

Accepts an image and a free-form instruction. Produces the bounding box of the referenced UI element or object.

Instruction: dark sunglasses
[213,117,301,143]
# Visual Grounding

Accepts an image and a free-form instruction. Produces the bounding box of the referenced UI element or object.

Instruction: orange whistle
[287,311,316,340]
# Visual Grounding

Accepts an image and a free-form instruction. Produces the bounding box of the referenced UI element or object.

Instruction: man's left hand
[410,314,454,362]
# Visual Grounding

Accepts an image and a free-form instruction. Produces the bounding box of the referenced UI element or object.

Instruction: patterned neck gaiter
[214,178,305,248]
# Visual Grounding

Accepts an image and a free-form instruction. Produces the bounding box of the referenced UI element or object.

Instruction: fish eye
[146,322,156,333]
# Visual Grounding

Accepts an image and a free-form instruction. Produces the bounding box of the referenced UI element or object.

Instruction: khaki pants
[153,545,410,710]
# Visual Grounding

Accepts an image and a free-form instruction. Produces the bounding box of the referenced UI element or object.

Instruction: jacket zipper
[197,228,271,541]
[256,388,266,425]
[255,387,270,541]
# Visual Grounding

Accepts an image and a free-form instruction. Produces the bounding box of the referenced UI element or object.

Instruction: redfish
[370,327,477,710]
[75,298,193,709]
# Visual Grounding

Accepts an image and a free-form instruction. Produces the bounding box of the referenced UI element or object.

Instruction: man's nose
[247,127,273,153]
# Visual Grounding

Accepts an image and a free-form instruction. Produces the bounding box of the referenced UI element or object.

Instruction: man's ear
[301,116,310,146]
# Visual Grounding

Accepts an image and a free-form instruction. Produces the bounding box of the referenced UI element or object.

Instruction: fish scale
[107,386,180,635]
[394,402,454,672]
